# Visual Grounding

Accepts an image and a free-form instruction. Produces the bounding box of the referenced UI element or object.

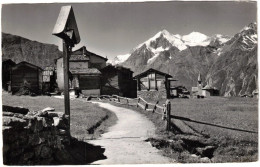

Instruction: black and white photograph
[0,0,258,165]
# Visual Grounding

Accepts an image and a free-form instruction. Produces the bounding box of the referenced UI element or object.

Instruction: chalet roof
[70,68,101,75]
[44,66,55,71]
[134,68,172,79]
[71,46,107,61]
[55,46,108,62]
[2,59,16,65]
[101,64,133,73]
[252,89,258,94]
[202,85,214,90]
[69,54,89,61]
[12,61,43,71]
[168,77,178,81]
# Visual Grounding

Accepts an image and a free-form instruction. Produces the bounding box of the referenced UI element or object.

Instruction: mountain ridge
[110,22,257,96]
[2,32,62,69]
[109,29,231,65]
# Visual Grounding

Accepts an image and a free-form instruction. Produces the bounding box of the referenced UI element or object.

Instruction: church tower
[197,73,202,96]
[197,73,202,87]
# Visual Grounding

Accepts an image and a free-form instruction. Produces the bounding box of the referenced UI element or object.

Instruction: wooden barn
[11,61,43,94]
[134,68,172,99]
[202,85,219,97]
[2,59,16,91]
[100,65,137,98]
[56,46,107,96]
[170,86,189,98]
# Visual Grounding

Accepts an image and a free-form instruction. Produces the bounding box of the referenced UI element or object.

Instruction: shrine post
[52,6,81,134]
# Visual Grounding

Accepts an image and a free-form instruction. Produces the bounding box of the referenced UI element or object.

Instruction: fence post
[153,101,159,113]
[144,103,148,110]
[137,97,140,107]
[166,99,171,131]
[126,98,129,106]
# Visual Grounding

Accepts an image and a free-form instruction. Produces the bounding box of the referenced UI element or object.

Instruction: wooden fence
[99,95,172,131]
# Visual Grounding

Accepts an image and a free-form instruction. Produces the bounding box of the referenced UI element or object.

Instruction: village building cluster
[3,55,259,99]
[2,50,225,99]
[2,46,137,98]
[2,45,233,99]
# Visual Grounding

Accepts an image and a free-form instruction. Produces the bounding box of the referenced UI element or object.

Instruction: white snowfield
[182,31,210,47]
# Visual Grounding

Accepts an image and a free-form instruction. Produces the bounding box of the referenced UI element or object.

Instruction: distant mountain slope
[111,22,257,96]
[2,33,62,69]
[206,22,258,96]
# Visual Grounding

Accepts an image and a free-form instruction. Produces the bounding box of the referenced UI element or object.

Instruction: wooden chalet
[202,85,219,97]
[134,68,173,99]
[100,65,137,98]
[11,61,43,94]
[56,46,107,96]
[2,59,16,91]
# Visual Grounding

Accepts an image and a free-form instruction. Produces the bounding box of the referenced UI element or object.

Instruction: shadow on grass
[171,115,258,134]
[53,137,107,165]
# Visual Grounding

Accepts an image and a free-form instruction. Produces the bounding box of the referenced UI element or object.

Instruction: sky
[1,1,257,60]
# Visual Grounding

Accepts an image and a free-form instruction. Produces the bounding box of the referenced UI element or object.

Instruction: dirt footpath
[88,102,174,164]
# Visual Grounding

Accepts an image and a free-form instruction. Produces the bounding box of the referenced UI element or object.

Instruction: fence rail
[98,94,171,131]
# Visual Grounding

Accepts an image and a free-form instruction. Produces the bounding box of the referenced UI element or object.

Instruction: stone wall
[137,90,167,100]
[137,80,168,100]
[2,105,70,165]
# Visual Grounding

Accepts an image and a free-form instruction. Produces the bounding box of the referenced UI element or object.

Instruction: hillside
[206,22,258,96]
[2,33,62,69]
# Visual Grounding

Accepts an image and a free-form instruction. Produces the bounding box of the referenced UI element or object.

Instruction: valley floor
[2,93,258,163]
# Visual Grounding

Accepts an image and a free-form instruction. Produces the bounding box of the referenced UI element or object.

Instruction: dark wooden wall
[118,71,137,98]
[11,65,41,93]
[2,61,15,90]
[79,75,101,90]
[101,67,137,98]
[101,68,120,95]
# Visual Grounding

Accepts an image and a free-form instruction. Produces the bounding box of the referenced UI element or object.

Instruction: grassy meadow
[2,93,117,140]
[169,97,257,140]
[167,97,258,162]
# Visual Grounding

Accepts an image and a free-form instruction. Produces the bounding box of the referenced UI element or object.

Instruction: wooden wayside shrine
[52,6,81,134]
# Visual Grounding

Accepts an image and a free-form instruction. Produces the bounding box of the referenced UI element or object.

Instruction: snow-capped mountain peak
[211,34,231,45]
[240,22,257,32]
[182,31,210,46]
[136,29,187,51]
[237,22,257,51]
[107,53,131,65]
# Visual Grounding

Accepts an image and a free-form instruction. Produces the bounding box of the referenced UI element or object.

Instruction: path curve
[88,102,173,165]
